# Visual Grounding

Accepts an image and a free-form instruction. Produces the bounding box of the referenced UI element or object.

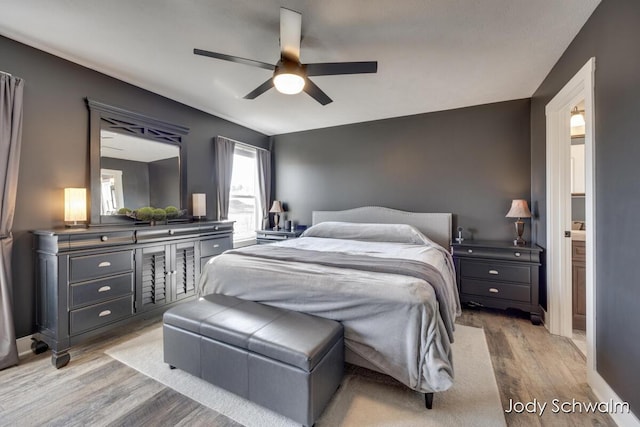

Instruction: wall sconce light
[64,187,87,227]
[193,193,206,220]
[269,200,284,230]
[570,107,585,128]
[505,199,532,246]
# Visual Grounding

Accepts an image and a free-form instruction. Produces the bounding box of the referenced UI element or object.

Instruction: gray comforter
[199,238,458,393]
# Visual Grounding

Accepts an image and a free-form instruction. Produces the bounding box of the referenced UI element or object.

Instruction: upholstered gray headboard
[312,206,452,249]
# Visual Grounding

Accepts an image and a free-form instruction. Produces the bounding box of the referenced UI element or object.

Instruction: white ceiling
[0,0,600,136]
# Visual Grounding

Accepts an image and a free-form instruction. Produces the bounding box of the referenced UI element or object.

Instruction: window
[228,144,262,242]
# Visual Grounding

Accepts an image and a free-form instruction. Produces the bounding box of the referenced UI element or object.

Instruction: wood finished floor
[0,309,615,427]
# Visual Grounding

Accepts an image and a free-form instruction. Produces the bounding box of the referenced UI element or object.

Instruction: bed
[198,206,460,394]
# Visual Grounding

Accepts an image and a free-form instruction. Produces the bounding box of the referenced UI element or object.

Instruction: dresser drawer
[460,260,531,284]
[68,231,134,250]
[69,273,133,309]
[452,246,531,262]
[200,236,232,258]
[69,250,133,283]
[461,279,530,302]
[69,295,133,335]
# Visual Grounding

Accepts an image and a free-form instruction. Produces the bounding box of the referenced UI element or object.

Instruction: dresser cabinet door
[137,245,170,311]
[173,240,197,301]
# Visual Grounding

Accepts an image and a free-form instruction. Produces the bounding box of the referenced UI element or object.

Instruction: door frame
[545,57,596,370]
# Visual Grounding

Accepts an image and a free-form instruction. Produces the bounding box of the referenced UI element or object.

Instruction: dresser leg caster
[530,313,542,325]
[31,339,48,355]
[51,351,70,369]
[424,392,434,409]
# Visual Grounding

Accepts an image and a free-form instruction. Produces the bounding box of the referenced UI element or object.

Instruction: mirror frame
[87,99,189,225]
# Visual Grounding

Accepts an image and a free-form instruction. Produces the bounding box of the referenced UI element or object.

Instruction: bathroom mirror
[88,99,189,225]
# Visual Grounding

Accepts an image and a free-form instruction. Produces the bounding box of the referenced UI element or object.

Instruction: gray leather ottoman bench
[163,294,344,427]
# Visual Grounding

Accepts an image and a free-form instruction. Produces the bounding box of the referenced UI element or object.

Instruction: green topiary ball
[152,208,167,221]
[117,207,132,215]
[136,207,154,221]
[165,205,179,219]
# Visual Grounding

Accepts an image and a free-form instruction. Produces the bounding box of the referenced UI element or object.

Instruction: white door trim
[545,57,596,372]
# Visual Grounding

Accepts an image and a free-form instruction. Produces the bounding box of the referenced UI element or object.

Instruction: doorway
[544,58,596,373]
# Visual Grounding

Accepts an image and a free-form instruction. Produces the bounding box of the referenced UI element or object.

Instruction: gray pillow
[301,221,432,245]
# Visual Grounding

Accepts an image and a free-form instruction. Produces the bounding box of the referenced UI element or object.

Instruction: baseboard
[16,335,33,358]
[589,369,640,426]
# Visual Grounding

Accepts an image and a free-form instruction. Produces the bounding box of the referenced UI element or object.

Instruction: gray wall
[0,35,269,337]
[530,0,640,413]
[274,99,531,242]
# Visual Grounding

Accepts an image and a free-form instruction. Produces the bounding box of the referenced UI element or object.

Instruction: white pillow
[301,221,432,245]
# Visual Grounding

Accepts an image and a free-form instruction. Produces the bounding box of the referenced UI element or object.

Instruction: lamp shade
[64,188,87,222]
[505,199,532,219]
[269,200,284,213]
[193,193,206,217]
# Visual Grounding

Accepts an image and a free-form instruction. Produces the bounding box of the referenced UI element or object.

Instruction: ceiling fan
[194,7,378,105]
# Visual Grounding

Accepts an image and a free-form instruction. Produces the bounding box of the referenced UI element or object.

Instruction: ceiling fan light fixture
[273,72,305,95]
[273,58,306,95]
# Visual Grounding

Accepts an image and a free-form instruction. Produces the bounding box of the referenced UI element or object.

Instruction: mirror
[100,130,180,215]
[88,99,189,224]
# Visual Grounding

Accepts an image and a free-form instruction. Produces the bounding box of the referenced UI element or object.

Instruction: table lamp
[506,199,531,246]
[269,200,284,230]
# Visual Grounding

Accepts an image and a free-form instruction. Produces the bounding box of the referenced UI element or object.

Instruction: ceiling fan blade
[243,79,275,99]
[305,61,378,76]
[194,48,275,71]
[280,7,302,61]
[303,78,332,106]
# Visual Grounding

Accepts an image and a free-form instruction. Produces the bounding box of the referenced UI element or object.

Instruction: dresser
[33,221,233,368]
[256,228,303,244]
[451,240,543,325]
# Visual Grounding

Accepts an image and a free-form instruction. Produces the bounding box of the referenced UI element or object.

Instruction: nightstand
[256,229,303,244]
[451,240,543,325]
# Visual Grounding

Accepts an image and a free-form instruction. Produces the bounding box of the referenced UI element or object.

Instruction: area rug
[106,324,505,426]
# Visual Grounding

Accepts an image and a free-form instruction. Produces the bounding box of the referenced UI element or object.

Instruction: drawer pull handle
[514,252,521,257]
[213,244,220,248]
[488,269,499,275]
[98,261,111,268]
[168,230,175,236]
[489,288,499,293]
[100,236,108,242]
[467,249,473,253]
[98,286,111,293]
[215,226,219,230]
[98,310,112,317]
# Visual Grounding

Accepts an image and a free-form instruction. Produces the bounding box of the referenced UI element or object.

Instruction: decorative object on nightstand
[505,199,531,246]
[455,226,464,243]
[269,200,284,230]
[192,193,206,220]
[451,240,543,325]
[64,188,87,228]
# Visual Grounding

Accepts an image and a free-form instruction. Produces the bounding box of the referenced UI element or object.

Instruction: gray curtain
[215,136,235,220]
[256,149,271,229]
[0,74,24,370]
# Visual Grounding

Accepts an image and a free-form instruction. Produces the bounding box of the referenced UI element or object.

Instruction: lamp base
[65,221,86,229]
[513,219,526,246]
